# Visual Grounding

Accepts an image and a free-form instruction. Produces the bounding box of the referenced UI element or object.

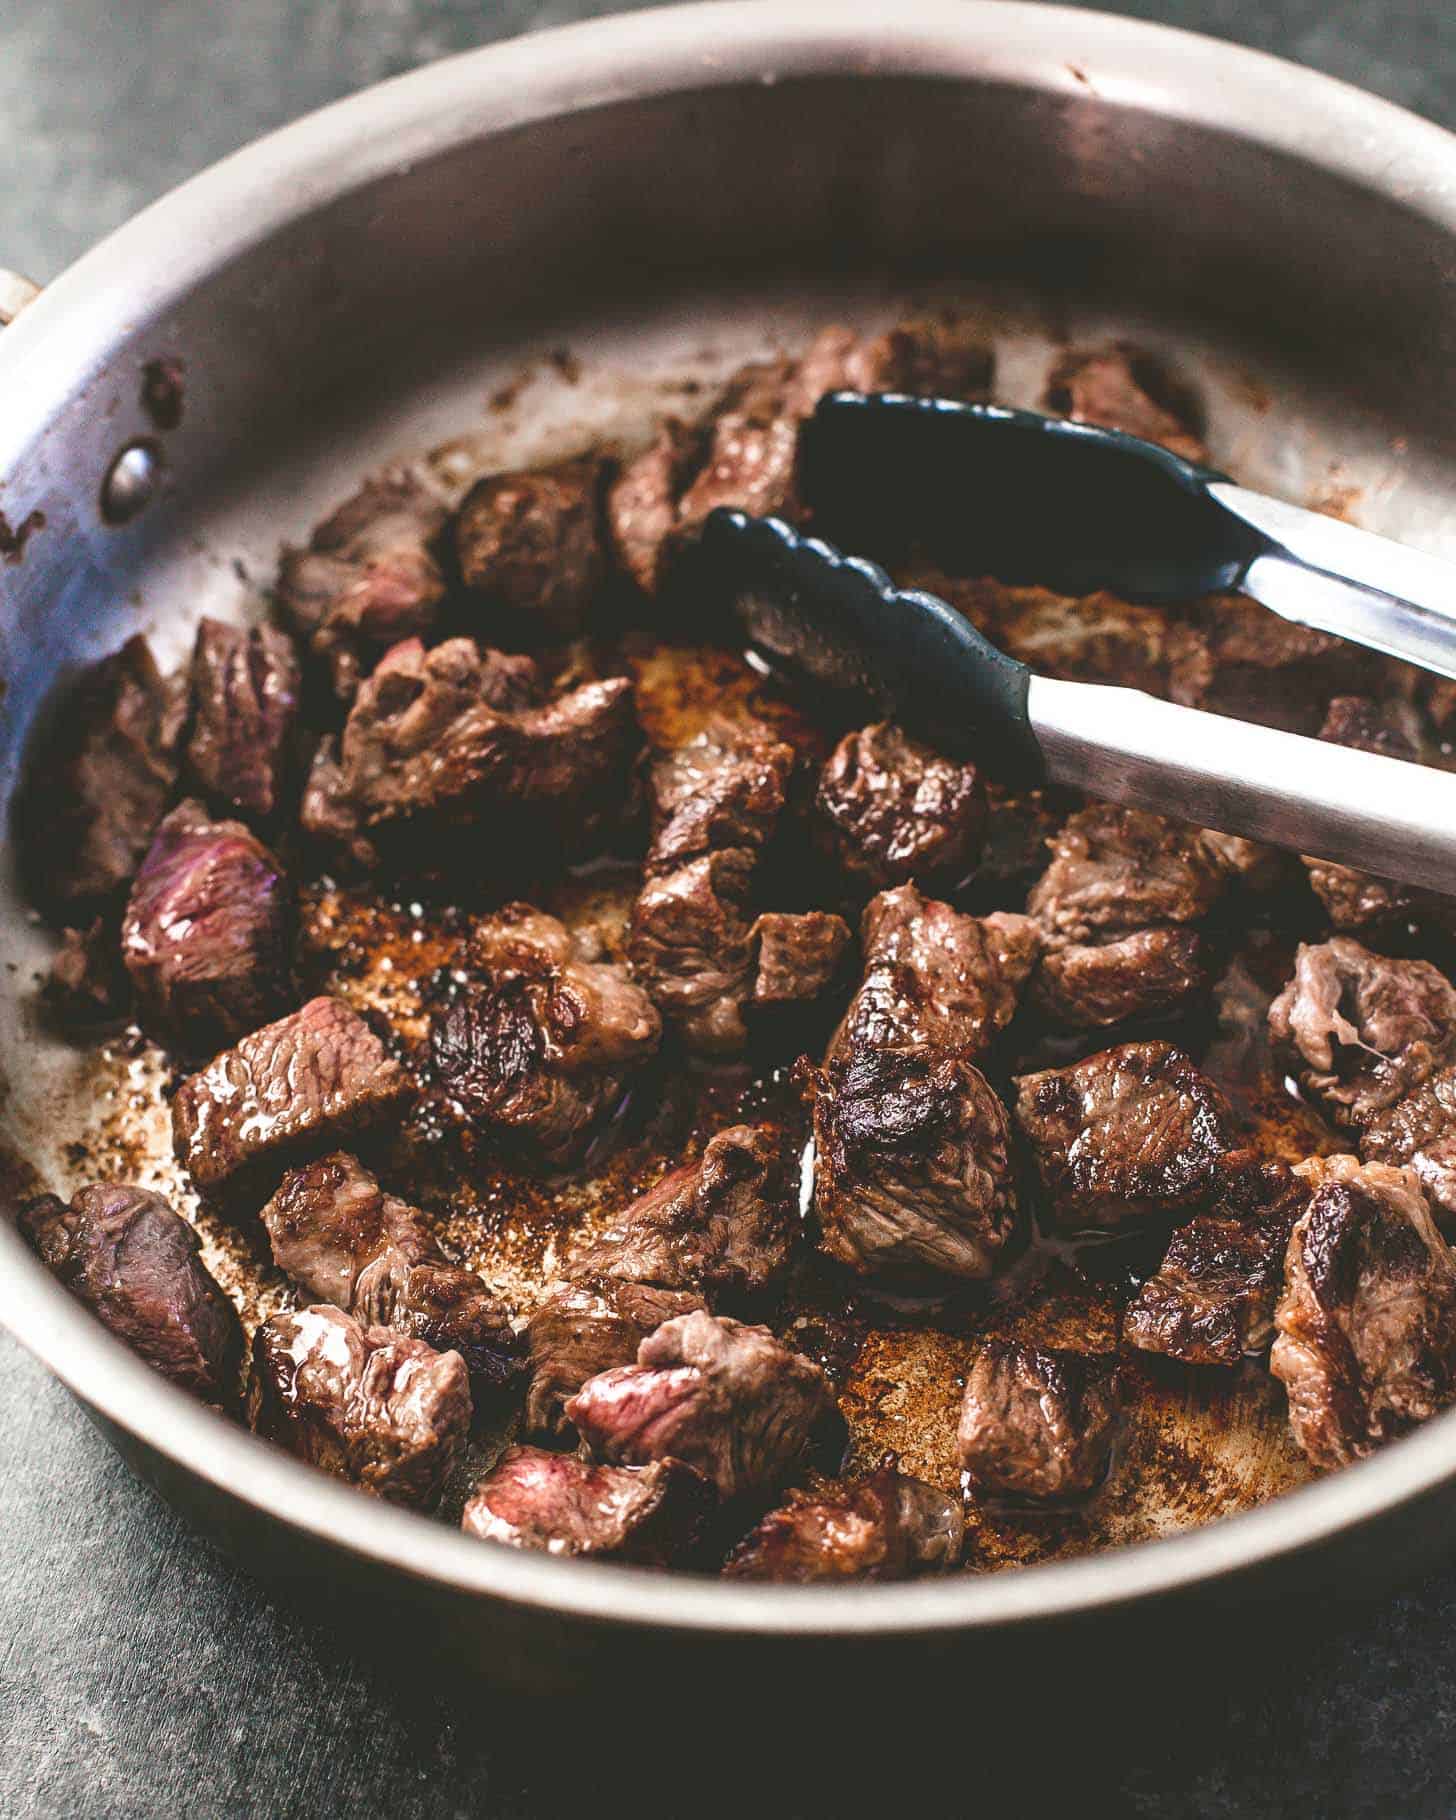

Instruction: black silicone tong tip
[697,507,1046,785]
[797,391,1264,602]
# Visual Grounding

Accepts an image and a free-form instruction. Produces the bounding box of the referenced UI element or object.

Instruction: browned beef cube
[1045,342,1207,463]
[845,315,992,401]
[275,472,448,699]
[957,1340,1121,1500]
[1033,927,1206,1030]
[328,636,637,863]
[1027,805,1225,949]
[24,634,185,911]
[297,735,379,870]
[462,1445,712,1564]
[185,618,300,821]
[565,1309,839,1501]
[1362,1066,1456,1222]
[1186,595,1370,735]
[44,918,127,1025]
[172,996,414,1200]
[607,417,704,595]
[1269,938,1456,1130]
[523,1279,705,1437]
[429,905,661,1167]
[455,455,607,637]
[724,1453,963,1582]
[19,1184,241,1404]
[811,1044,1017,1282]
[1125,1162,1308,1366]
[829,886,1040,1065]
[570,1124,798,1302]
[249,1303,469,1507]
[988,584,1213,703]
[1013,1041,1240,1229]
[1271,1155,1456,1470]
[260,1152,521,1395]
[644,716,794,876]
[749,911,851,1007]
[628,848,758,1056]
[121,800,292,1052]
[815,721,986,891]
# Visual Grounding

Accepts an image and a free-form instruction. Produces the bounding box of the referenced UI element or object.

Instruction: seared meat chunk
[1269,938,1456,1130]
[830,886,1040,1065]
[19,1184,242,1404]
[810,1044,1017,1282]
[1186,595,1369,736]
[172,996,414,1200]
[25,634,185,911]
[1013,1042,1240,1229]
[571,1123,798,1301]
[609,318,990,592]
[275,472,447,698]
[986,583,1213,703]
[462,1446,712,1564]
[1035,928,1206,1031]
[1271,1155,1456,1469]
[44,918,127,1025]
[121,800,292,1052]
[816,721,986,891]
[1362,1066,1456,1223]
[724,1453,963,1582]
[565,1309,839,1501]
[643,716,794,875]
[750,911,851,1008]
[1125,1162,1308,1365]
[455,454,607,637]
[430,905,661,1167]
[185,618,300,821]
[1045,342,1207,463]
[327,636,637,864]
[629,851,758,1054]
[524,1279,705,1437]
[958,1340,1121,1500]
[249,1303,469,1507]
[260,1152,521,1394]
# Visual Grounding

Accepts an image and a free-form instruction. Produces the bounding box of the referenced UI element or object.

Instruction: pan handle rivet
[100,440,162,526]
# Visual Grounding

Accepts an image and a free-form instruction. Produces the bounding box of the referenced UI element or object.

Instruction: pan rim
[5,0,1456,1637]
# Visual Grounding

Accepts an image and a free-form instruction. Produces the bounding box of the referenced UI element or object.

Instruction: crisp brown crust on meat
[815,721,986,891]
[1362,1065,1456,1224]
[455,454,607,636]
[957,1339,1121,1500]
[523,1279,706,1438]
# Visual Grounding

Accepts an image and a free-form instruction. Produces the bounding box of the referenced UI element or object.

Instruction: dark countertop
[5,4,1456,1815]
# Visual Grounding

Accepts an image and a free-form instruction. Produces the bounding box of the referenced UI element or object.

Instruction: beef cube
[628,848,758,1055]
[1013,1041,1240,1229]
[19,1184,241,1403]
[455,454,607,636]
[275,472,448,699]
[1032,927,1206,1030]
[1362,1065,1456,1222]
[1186,595,1370,735]
[975,779,1070,893]
[1125,1162,1308,1365]
[749,911,851,1007]
[462,1446,712,1565]
[829,886,1040,1064]
[1045,342,1207,463]
[565,1309,839,1501]
[1269,938,1456,1130]
[1271,1155,1456,1469]
[989,585,1213,703]
[815,721,986,891]
[643,716,794,876]
[570,1123,798,1302]
[844,315,993,401]
[1027,805,1225,948]
[43,918,127,1025]
[957,1339,1121,1500]
[24,634,185,911]
[429,905,661,1167]
[172,996,414,1200]
[185,618,300,821]
[249,1303,469,1507]
[298,735,379,870]
[1198,829,1285,891]
[328,636,637,862]
[723,1453,963,1582]
[810,1044,1017,1282]
[523,1279,705,1437]
[121,800,292,1052]
[260,1152,521,1395]
[607,417,705,596]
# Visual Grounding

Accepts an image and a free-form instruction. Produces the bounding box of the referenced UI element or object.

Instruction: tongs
[694,391,1456,895]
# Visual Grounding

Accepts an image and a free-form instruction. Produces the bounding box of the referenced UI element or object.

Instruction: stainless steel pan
[5,0,1456,1694]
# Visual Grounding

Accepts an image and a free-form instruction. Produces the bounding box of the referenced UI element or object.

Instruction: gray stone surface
[5,2,1456,1814]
